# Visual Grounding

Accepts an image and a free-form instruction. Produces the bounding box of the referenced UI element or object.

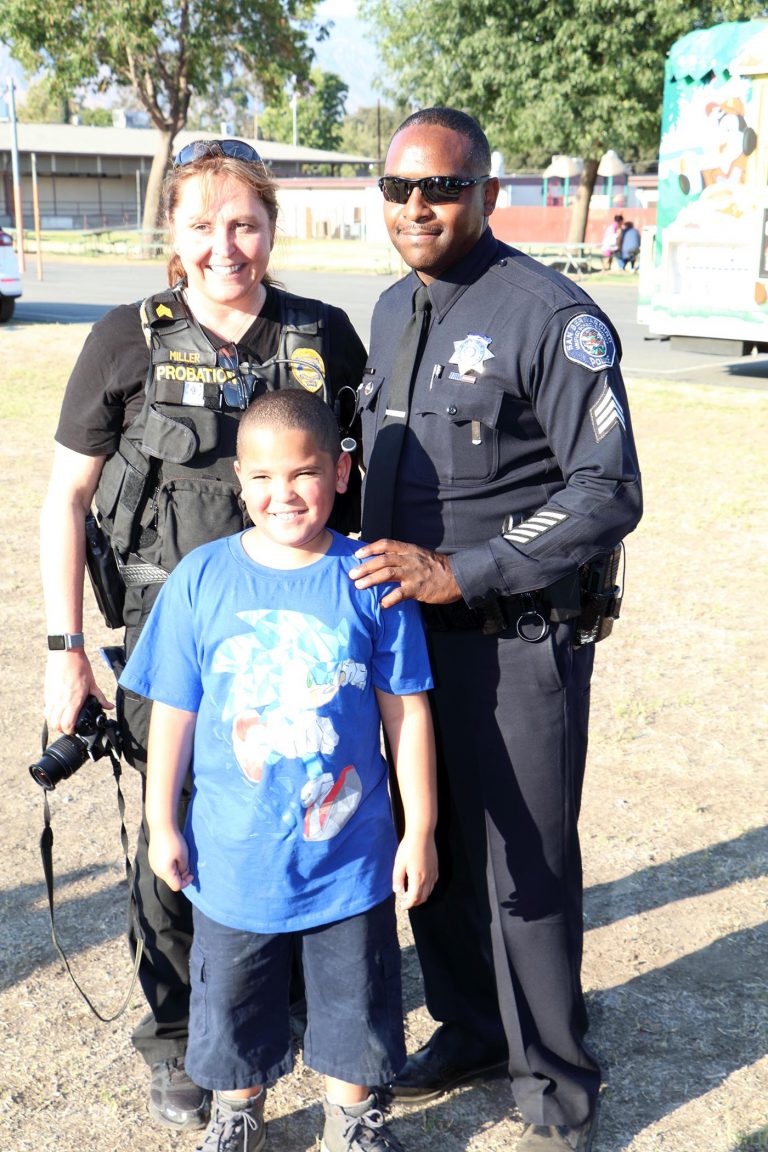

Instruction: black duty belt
[421,592,550,640]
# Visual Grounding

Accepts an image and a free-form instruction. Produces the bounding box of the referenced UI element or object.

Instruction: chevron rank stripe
[503,508,569,545]
[590,383,627,441]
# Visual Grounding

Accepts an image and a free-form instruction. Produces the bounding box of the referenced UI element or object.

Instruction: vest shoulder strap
[277,290,327,337]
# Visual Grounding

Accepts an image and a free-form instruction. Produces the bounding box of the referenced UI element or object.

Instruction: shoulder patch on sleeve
[562,314,616,371]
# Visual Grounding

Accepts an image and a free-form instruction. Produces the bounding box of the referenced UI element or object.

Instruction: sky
[0,51,24,109]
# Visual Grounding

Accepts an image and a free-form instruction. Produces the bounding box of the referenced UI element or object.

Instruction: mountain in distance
[313,0,383,112]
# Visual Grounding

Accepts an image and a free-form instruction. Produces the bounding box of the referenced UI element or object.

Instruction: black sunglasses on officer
[378,174,491,205]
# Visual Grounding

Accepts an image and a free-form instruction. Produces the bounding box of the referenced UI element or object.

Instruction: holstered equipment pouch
[96,434,155,558]
[142,404,220,463]
[574,545,623,646]
[84,512,125,630]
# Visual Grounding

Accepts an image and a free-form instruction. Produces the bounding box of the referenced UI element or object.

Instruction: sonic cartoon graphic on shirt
[212,608,367,842]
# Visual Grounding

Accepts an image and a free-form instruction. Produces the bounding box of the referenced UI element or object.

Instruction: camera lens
[29,734,87,791]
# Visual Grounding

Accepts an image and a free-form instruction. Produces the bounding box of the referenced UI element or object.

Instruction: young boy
[120,389,437,1152]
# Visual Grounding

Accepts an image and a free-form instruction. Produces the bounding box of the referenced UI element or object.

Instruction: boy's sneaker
[196,1089,266,1152]
[322,1093,404,1152]
[149,1057,211,1129]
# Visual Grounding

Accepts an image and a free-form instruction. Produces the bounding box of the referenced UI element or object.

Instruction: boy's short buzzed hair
[237,388,341,460]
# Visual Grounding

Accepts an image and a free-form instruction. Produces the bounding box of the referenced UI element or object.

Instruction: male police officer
[349,108,642,1152]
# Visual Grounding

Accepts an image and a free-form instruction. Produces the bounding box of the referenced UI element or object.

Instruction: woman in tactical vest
[40,139,367,1132]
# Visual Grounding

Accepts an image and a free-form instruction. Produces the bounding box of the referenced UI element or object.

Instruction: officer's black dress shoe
[384,1028,508,1102]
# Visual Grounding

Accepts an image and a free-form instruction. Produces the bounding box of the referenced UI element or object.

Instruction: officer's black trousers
[410,619,600,1127]
[120,685,194,1066]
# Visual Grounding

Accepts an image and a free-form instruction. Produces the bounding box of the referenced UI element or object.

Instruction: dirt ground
[1,320,766,1152]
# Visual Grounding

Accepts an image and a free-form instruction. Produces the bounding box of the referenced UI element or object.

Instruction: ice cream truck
[638,20,768,353]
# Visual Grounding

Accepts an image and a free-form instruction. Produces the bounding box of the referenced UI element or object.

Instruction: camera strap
[38,730,144,1023]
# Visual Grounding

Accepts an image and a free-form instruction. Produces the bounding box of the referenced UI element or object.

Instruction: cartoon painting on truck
[638,21,768,352]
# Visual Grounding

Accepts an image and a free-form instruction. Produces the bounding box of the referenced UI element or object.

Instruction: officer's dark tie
[361,282,431,540]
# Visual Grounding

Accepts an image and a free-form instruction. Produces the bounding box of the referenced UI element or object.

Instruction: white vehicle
[0,228,22,323]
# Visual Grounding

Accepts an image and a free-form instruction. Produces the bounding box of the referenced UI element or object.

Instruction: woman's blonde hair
[163,154,280,288]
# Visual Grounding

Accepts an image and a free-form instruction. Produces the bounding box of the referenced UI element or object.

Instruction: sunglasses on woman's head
[173,139,265,168]
[378,175,491,205]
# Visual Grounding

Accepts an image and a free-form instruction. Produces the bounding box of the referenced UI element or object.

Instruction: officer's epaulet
[139,287,189,347]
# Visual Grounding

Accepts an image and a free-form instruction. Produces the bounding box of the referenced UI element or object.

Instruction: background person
[616,220,641,270]
[349,108,642,1152]
[600,213,623,270]
[120,389,437,1152]
[39,139,366,1130]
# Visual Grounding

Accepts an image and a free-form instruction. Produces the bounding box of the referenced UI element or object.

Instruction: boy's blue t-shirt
[120,530,433,934]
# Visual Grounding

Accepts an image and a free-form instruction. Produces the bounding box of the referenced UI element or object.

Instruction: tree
[340,103,411,170]
[186,76,257,138]
[17,73,118,126]
[359,0,768,239]
[259,68,349,153]
[76,106,115,128]
[16,74,68,122]
[0,0,323,237]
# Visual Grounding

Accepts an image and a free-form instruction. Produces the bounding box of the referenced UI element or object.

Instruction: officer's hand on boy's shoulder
[349,540,461,608]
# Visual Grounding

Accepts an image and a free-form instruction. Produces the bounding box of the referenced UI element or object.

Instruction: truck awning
[667,21,768,81]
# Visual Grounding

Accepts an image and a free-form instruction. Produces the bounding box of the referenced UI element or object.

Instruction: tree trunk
[567,157,599,244]
[141,130,175,258]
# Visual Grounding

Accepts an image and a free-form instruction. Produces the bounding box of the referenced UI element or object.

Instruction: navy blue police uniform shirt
[358,228,643,608]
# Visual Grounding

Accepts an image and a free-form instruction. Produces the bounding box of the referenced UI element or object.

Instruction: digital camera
[29,696,121,791]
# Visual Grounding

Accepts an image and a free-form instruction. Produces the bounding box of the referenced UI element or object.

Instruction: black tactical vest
[95,286,330,603]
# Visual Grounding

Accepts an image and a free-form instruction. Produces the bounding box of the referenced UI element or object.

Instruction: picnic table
[513,241,603,275]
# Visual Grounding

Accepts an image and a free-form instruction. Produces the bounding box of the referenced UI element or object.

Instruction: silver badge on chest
[449,334,494,377]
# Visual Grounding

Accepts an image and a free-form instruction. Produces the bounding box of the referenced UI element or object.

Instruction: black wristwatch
[47,633,85,651]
